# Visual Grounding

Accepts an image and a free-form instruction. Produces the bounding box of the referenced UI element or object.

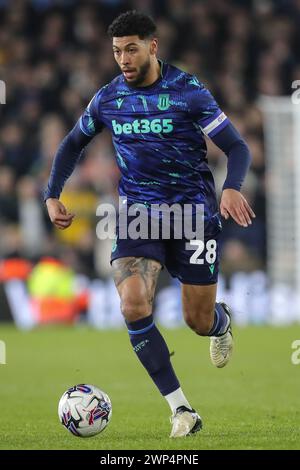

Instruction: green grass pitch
[0,324,300,450]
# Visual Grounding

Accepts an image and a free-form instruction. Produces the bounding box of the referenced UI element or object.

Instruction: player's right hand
[45,198,75,230]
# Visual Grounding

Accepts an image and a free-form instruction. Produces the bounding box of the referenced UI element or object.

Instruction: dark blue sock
[126,315,180,396]
[208,303,230,337]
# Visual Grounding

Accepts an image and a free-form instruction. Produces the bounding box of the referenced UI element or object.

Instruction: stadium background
[1,0,299,328]
[1,0,300,452]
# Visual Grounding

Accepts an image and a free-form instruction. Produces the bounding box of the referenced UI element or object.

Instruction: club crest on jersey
[157,94,170,111]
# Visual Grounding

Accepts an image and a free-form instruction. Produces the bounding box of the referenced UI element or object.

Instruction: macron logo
[112,118,173,135]
[116,98,124,109]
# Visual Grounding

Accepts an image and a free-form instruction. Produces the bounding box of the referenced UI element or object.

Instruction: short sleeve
[79,89,104,137]
[187,76,229,138]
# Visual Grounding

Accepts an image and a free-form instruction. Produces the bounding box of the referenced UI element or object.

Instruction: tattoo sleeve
[112,257,162,305]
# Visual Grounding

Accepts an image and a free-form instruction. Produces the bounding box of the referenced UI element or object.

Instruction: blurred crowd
[1,0,300,282]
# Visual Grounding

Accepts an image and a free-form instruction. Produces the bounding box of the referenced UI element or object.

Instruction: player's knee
[121,297,152,322]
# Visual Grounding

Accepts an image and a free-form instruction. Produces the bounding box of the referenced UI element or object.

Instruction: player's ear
[149,38,158,55]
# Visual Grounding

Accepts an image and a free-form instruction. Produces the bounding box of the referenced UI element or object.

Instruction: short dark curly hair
[107,10,157,39]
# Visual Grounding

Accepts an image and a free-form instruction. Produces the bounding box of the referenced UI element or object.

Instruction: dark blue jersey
[45,60,251,219]
[79,61,229,217]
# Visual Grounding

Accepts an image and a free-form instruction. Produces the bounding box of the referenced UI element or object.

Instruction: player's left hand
[220,188,256,227]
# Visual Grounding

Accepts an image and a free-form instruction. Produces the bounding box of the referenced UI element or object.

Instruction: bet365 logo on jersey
[112,118,173,135]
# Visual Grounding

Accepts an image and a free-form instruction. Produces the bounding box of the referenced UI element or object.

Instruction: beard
[124,58,151,87]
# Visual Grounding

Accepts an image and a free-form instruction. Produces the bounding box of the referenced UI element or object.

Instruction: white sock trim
[164,387,192,413]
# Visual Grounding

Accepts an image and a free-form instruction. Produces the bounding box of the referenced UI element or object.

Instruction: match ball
[58,384,112,437]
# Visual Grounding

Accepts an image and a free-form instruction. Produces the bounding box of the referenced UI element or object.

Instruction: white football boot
[210,302,233,368]
[170,406,202,438]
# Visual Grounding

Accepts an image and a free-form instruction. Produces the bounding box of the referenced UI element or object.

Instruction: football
[58,384,112,437]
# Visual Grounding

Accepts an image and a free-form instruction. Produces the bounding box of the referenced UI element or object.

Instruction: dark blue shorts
[110,213,222,285]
